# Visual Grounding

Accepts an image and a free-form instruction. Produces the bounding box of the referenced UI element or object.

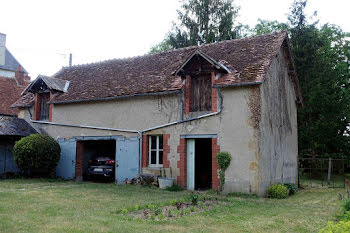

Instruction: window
[149,135,163,167]
[37,93,50,121]
[191,75,212,112]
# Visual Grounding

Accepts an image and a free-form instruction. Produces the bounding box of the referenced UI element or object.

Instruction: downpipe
[30,88,223,176]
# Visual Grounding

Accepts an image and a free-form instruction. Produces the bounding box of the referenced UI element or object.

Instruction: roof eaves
[214,81,263,88]
[51,89,182,105]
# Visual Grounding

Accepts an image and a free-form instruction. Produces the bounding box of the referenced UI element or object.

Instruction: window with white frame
[149,135,163,167]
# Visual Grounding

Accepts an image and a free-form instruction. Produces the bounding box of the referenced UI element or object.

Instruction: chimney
[15,65,28,86]
[0,33,6,66]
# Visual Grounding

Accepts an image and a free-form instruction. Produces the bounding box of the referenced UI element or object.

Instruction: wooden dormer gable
[22,75,70,95]
[174,50,231,77]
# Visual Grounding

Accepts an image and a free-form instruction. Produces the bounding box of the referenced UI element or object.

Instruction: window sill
[146,166,163,171]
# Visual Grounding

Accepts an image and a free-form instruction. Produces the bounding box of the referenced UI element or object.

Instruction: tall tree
[251,19,288,35]
[251,1,350,158]
[150,0,242,53]
[288,1,350,157]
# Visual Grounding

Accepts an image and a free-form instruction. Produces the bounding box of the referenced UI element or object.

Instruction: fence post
[328,158,332,185]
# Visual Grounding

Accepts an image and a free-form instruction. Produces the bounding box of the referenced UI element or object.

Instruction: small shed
[0,114,37,176]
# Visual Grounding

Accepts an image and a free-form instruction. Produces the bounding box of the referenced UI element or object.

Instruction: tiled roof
[13,31,301,106]
[0,76,25,115]
[0,48,28,73]
[0,115,37,136]
[10,92,34,108]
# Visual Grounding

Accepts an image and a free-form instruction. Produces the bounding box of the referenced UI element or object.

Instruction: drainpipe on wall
[30,88,223,175]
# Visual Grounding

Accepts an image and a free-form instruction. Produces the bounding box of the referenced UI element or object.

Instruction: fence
[298,158,346,188]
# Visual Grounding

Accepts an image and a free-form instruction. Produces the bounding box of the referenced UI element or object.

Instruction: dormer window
[37,93,50,121]
[22,75,70,122]
[191,74,212,112]
[174,50,230,115]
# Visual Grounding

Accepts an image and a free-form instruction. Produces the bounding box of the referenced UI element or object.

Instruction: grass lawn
[0,179,343,233]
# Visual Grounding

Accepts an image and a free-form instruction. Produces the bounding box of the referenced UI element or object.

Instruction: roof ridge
[58,31,287,71]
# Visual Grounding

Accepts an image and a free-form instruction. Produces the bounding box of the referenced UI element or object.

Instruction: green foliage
[319,221,350,233]
[342,198,350,212]
[157,214,165,220]
[284,183,298,195]
[13,134,61,176]
[251,0,350,159]
[216,152,231,171]
[154,207,162,216]
[216,152,231,193]
[267,184,289,199]
[339,211,350,221]
[165,184,184,192]
[252,19,289,35]
[150,0,244,53]
[289,1,350,158]
[189,192,201,205]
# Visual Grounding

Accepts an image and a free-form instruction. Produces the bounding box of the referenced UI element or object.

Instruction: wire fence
[298,158,346,188]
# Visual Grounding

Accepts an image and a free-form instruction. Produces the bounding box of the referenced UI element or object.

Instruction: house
[0,33,36,176]
[11,31,301,195]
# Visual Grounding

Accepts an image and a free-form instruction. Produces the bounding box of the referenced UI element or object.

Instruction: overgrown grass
[0,179,343,232]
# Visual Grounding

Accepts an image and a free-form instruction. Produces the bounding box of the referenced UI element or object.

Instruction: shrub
[342,198,350,211]
[216,152,232,193]
[13,134,61,176]
[267,183,289,199]
[319,221,350,233]
[216,152,231,171]
[284,183,298,195]
[189,192,201,205]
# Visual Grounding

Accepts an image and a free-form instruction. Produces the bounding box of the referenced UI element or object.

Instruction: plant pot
[158,177,175,189]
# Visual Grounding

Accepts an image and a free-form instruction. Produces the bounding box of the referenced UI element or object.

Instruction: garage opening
[195,138,212,190]
[76,140,116,182]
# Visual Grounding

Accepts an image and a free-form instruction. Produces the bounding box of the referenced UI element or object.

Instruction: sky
[1,0,349,79]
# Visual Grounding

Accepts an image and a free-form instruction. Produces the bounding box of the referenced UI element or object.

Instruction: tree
[150,0,242,53]
[288,1,350,158]
[251,1,350,158]
[251,19,288,35]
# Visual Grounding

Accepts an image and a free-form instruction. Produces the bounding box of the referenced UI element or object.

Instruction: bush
[216,152,231,171]
[216,152,232,193]
[267,183,289,199]
[342,198,350,212]
[319,221,350,233]
[189,192,201,205]
[13,134,61,176]
[284,183,298,195]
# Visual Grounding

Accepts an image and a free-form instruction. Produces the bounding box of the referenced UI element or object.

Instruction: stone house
[11,31,301,195]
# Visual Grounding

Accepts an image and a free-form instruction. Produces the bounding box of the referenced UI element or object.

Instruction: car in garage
[87,156,115,181]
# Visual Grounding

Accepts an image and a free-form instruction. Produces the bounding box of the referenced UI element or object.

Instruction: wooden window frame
[148,135,163,167]
[190,74,212,112]
[34,92,51,121]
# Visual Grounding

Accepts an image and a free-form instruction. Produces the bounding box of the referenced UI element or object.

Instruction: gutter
[51,90,181,105]
[213,81,262,88]
[30,88,223,175]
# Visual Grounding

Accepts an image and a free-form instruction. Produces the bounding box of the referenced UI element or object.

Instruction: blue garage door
[56,138,76,179]
[116,137,139,184]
